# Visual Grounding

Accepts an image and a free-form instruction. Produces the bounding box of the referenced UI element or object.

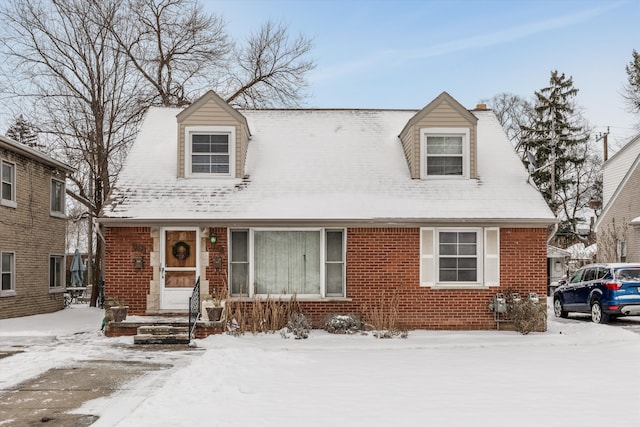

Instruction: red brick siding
[104,227,153,315]
[105,226,547,329]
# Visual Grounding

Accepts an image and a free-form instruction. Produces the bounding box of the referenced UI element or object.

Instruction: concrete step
[137,325,189,336]
[133,333,190,345]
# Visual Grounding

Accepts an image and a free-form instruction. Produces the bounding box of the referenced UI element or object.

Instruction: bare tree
[224,20,315,108]
[597,217,629,262]
[110,0,230,107]
[0,0,146,306]
[110,1,315,108]
[555,140,601,242]
[481,92,534,158]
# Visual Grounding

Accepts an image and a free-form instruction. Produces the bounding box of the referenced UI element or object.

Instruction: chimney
[474,103,488,110]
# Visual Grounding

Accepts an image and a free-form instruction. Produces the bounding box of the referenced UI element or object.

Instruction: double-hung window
[420,128,470,178]
[420,227,499,288]
[438,231,479,282]
[185,126,235,178]
[1,160,16,208]
[49,255,64,290]
[50,178,65,216]
[1,252,15,295]
[229,228,346,298]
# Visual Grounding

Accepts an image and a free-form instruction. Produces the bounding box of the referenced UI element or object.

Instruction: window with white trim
[49,255,64,289]
[420,227,499,287]
[1,160,16,207]
[229,228,346,298]
[1,252,15,295]
[420,128,470,178]
[185,126,235,177]
[50,178,65,216]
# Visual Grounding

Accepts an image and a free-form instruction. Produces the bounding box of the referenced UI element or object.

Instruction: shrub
[323,314,362,334]
[362,292,400,333]
[507,297,547,335]
[281,313,311,339]
[224,294,302,335]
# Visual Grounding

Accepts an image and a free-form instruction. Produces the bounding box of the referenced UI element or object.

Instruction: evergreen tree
[623,49,640,115]
[6,115,41,148]
[520,71,591,235]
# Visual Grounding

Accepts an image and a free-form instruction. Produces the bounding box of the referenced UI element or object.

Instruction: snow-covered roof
[566,243,597,260]
[101,107,555,224]
[548,245,571,258]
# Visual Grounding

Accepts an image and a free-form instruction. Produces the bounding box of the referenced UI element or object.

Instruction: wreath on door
[172,241,190,261]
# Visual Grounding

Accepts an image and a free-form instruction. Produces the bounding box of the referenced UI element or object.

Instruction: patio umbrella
[70,249,85,287]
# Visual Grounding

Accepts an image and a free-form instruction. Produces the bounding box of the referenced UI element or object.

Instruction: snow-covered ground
[2,305,640,427]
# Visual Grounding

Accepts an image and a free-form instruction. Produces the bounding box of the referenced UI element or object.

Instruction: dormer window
[185,126,236,178]
[420,128,470,179]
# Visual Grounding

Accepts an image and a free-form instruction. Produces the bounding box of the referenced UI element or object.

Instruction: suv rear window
[615,268,640,282]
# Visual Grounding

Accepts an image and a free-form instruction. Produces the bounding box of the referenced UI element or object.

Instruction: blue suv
[553,263,640,323]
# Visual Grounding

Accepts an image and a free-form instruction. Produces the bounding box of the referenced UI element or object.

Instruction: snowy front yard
[1,305,640,426]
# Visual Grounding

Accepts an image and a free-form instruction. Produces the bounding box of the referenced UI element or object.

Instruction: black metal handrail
[188,276,201,342]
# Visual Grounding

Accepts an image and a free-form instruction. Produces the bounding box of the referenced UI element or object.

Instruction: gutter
[96,216,558,228]
[547,223,559,243]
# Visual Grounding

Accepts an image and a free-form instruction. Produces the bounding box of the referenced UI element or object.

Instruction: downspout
[547,223,558,244]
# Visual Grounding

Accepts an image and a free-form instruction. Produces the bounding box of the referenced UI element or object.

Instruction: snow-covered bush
[281,313,311,339]
[323,314,362,334]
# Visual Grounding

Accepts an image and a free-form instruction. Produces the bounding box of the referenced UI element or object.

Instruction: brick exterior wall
[597,162,640,263]
[0,147,68,319]
[103,227,154,315]
[104,225,547,330]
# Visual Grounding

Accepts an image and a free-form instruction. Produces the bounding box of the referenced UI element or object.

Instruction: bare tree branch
[225,20,315,108]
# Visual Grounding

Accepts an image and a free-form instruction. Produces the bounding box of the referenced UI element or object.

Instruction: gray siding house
[596,133,640,263]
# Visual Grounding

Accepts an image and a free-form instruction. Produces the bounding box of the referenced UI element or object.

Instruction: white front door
[161,228,199,310]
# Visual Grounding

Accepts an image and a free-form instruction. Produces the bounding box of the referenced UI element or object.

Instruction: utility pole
[596,127,610,161]
[550,114,557,215]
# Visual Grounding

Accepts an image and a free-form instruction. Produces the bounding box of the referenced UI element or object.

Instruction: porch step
[138,325,189,335]
[133,325,190,345]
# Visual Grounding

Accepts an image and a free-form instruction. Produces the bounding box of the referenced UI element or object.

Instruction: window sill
[1,199,17,209]
[424,284,494,290]
[0,290,16,297]
[49,287,65,294]
[50,211,67,219]
[422,175,469,180]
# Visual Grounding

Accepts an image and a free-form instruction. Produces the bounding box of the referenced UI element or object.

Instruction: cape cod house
[99,91,555,331]
[596,133,640,262]
[1,134,73,319]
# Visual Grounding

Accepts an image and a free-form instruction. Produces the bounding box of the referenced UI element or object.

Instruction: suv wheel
[591,300,610,324]
[554,299,568,318]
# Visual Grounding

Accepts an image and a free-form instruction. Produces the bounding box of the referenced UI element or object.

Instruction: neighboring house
[596,133,640,262]
[547,245,570,293]
[98,91,555,330]
[0,134,73,319]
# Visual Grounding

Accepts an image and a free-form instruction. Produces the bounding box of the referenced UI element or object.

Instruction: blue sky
[212,0,640,150]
